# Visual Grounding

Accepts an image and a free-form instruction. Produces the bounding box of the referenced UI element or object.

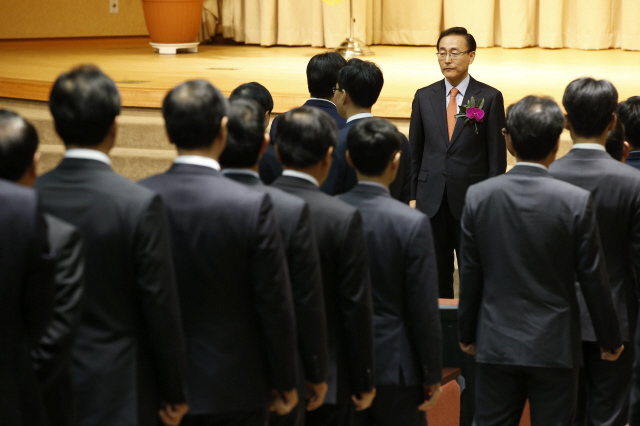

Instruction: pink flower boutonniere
[455,96,485,134]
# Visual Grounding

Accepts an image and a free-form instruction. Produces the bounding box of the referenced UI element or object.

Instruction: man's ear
[506,135,516,158]
[216,116,229,151]
[346,150,355,168]
[607,113,617,132]
[274,144,282,164]
[564,115,571,131]
[325,146,334,165]
[260,133,270,155]
[624,141,630,160]
[468,50,476,65]
[391,151,401,171]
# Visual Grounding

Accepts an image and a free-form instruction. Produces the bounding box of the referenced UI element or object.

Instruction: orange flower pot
[142,0,203,44]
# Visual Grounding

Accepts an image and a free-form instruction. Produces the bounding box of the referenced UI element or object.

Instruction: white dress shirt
[358,180,390,193]
[64,148,112,166]
[445,74,471,111]
[173,155,221,171]
[571,143,606,152]
[308,98,337,106]
[282,169,319,187]
[347,112,374,124]
[513,161,548,171]
[221,168,260,178]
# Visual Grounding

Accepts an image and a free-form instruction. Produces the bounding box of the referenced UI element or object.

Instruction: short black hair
[437,27,477,52]
[219,98,266,168]
[230,82,274,114]
[0,110,39,181]
[337,58,384,108]
[347,118,401,176]
[275,106,337,168]
[505,96,564,161]
[49,64,121,147]
[617,97,640,149]
[605,116,626,161]
[563,77,618,138]
[163,79,228,150]
[307,52,347,99]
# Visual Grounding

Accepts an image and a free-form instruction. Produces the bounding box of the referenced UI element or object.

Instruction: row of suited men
[4,54,640,426]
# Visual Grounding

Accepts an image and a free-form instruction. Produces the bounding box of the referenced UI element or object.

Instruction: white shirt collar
[571,143,606,152]
[173,155,221,171]
[444,74,471,98]
[308,98,336,106]
[514,161,548,171]
[64,148,112,166]
[222,168,260,179]
[358,180,390,193]
[282,169,319,187]
[347,112,374,123]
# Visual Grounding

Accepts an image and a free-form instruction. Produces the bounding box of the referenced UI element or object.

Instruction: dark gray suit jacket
[458,165,622,369]
[337,183,442,386]
[409,76,507,219]
[0,179,54,426]
[141,164,297,415]
[35,158,188,426]
[272,175,375,404]
[223,170,329,385]
[550,148,640,342]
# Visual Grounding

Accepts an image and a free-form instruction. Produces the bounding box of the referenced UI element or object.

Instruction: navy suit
[260,100,347,184]
[321,118,412,203]
[627,150,640,172]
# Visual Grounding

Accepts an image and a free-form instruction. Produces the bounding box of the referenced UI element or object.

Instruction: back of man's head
[606,117,626,161]
[0,110,38,181]
[275,106,337,168]
[347,118,401,176]
[219,98,266,168]
[49,64,121,147]
[230,82,274,115]
[617,96,640,150]
[337,59,384,109]
[506,96,564,161]
[307,52,347,100]
[163,79,228,150]
[563,77,618,138]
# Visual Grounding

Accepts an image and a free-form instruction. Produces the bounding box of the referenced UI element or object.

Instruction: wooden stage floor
[3,37,640,119]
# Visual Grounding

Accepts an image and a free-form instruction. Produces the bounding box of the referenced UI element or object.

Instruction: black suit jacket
[627,151,640,172]
[141,164,298,415]
[459,165,622,368]
[35,158,188,426]
[223,171,329,385]
[321,117,412,203]
[272,175,375,404]
[337,183,442,386]
[409,76,507,219]
[260,99,347,184]
[0,179,54,426]
[550,149,640,342]
[31,214,84,426]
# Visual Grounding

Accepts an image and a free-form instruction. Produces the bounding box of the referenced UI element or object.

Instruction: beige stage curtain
[204,0,640,50]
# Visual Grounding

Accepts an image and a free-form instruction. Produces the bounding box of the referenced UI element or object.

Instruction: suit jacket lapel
[429,81,449,149]
[449,76,482,149]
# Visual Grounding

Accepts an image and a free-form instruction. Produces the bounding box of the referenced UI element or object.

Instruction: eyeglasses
[436,51,470,61]
[332,87,344,94]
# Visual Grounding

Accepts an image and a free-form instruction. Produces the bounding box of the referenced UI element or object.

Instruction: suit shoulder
[264,186,307,212]
[474,79,501,95]
[417,81,442,94]
[316,191,360,218]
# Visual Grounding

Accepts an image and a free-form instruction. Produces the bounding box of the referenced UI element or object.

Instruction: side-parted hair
[275,106,337,168]
[563,77,618,138]
[49,64,121,147]
[506,96,564,161]
[0,110,39,181]
[605,117,626,161]
[437,27,477,52]
[230,82,274,114]
[307,52,347,99]
[617,96,640,149]
[163,79,228,150]
[347,117,401,176]
[337,58,384,109]
[219,98,266,168]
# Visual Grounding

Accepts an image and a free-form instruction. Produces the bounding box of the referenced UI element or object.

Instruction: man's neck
[223,165,259,173]
[346,106,372,120]
[445,72,469,88]
[571,135,606,147]
[66,144,111,155]
[356,174,392,188]
[177,147,220,160]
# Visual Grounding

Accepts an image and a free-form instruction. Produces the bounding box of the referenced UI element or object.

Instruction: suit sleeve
[259,145,283,185]
[409,91,425,200]
[287,204,329,384]
[404,216,442,385]
[321,138,348,196]
[575,196,622,350]
[249,194,298,391]
[32,222,85,389]
[485,90,507,177]
[458,196,483,344]
[400,134,413,204]
[338,210,375,393]
[134,194,188,404]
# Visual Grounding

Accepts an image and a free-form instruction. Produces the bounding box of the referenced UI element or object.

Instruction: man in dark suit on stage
[141,80,299,426]
[549,78,640,426]
[323,59,412,203]
[409,26,507,298]
[0,109,85,426]
[35,65,189,426]
[260,52,347,184]
[337,118,442,426]
[459,95,624,426]
[220,97,329,426]
[617,97,640,170]
[271,107,375,426]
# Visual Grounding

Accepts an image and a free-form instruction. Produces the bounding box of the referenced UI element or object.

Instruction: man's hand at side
[410,200,417,209]
[158,402,189,426]
[418,383,442,411]
[270,388,299,415]
[600,345,624,361]
[305,381,328,411]
[352,388,376,411]
[459,342,476,356]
